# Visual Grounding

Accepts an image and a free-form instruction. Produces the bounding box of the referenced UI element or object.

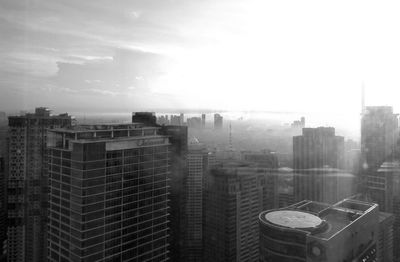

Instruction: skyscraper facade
[7,107,72,262]
[47,123,170,261]
[0,156,6,261]
[293,168,356,204]
[293,127,345,169]
[259,199,379,262]
[361,106,398,172]
[203,165,275,262]
[365,161,400,261]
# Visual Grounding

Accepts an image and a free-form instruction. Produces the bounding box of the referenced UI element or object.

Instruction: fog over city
[1,1,400,262]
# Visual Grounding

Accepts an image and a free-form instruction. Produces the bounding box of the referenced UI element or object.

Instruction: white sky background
[1,0,400,122]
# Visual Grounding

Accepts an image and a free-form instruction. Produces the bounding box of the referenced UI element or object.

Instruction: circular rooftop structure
[265,210,323,229]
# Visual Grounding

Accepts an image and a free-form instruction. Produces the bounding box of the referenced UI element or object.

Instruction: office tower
[259,199,379,262]
[201,114,206,128]
[293,127,345,169]
[7,107,72,262]
[0,156,6,261]
[170,115,181,126]
[361,106,398,172]
[213,114,223,129]
[180,113,184,126]
[294,168,356,204]
[132,112,157,126]
[180,139,208,262]
[379,212,394,262]
[47,123,170,261]
[203,165,274,262]
[365,161,400,261]
[159,125,188,261]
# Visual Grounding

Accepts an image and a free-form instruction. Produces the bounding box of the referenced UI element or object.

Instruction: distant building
[47,123,170,261]
[171,115,182,126]
[157,115,170,125]
[213,114,223,129]
[7,107,72,262]
[201,114,206,128]
[259,199,379,261]
[291,116,305,128]
[294,168,356,204]
[241,150,279,168]
[361,106,398,172]
[203,164,277,262]
[132,111,156,126]
[180,113,185,125]
[293,127,345,169]
[187,117,202,129]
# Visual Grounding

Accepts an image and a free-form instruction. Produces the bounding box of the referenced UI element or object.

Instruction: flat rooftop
[265,210,323,230]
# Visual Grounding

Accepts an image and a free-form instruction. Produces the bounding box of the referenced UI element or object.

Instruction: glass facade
[47,125,170,262]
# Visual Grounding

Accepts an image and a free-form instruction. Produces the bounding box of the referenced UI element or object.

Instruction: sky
[1,0,400,117]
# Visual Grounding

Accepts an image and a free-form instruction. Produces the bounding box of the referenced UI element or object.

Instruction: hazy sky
[1,0,400,115]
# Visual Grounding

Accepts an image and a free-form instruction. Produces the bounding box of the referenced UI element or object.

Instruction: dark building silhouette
[361,106,398,172]
[47,123,170,261]
[7,107,72,262]
[132,112,157,126]
[259,199,379,262]
[159,125,188,262]
[0,156,6,261]
[213,114,223,129]
[293,127,345,169]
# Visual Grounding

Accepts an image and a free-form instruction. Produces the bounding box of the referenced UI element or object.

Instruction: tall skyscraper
[378,212,394,262]
[259,199,379,262]
[213,114,223,129]
[365,161,400,261]
[203,165,274,262]
[159,125,188,261]
[7,107,72,262]
[181,138,214,262]
[293,127,345,169]
[361,106,399,172]
[0,156,6,262]
[47,123,170,261]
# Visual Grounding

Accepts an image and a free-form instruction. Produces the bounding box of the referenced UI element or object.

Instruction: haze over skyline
[2,0,400,115]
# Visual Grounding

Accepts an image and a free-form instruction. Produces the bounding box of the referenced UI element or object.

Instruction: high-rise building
[213,114,223,129]
[294,168,356,204]
[201,114,206,128]
[180,139,209,262]
[7,107,72,262]
[47,123,170,261]
[259,199,379,262]
[159,125,188,261]
[186,117,202,129]
[361,106,399,172]
[0,156,6,261]
[365,161,400,261]
[203,165,275,262]
[378,212,394,262]
[293,127,345,169]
